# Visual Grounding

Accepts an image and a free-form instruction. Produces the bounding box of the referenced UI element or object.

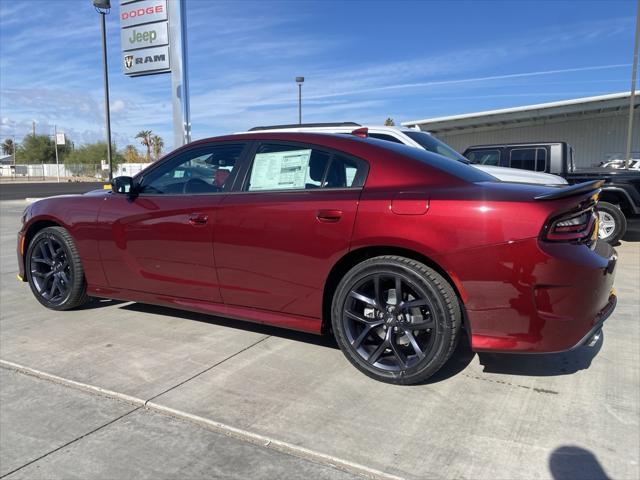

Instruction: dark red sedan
[16,133,617,384]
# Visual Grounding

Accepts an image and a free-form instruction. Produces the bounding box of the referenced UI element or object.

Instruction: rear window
[365,138,496,183]
[403,131,468,162]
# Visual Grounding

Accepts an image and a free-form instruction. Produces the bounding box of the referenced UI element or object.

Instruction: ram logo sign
[122,46,170,76]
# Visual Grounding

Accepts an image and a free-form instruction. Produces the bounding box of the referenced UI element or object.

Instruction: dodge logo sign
[124,55,134,70]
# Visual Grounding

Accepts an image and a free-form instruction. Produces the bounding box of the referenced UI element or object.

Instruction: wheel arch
[322,245,470,337]
[21,218,64,276]
[599,189,632,215]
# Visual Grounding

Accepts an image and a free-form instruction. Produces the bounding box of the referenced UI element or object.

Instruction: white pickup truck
[243,123,567,185]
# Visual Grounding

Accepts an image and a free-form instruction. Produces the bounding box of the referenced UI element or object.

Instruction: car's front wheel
[331,256,461,385]
[26,226,89,310]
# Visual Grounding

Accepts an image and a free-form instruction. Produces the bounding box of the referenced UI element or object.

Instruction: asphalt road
[0,182,105,201]
[0,200,638,479]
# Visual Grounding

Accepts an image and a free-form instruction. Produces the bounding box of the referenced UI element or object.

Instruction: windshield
[403,131,469,163]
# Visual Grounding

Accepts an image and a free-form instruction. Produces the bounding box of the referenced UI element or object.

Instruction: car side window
[509,148,536,171]
[467,149,501,166]
[244,143,367,191]
[326,154,366,188]
[139,144,245,195]
[535,148,547,172]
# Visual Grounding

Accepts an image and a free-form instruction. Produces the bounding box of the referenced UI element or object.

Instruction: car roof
[465,142,567,149]
[178,131,386,158]
[238,125,423,135]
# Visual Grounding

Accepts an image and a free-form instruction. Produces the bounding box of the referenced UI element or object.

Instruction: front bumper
[16,230,26,282]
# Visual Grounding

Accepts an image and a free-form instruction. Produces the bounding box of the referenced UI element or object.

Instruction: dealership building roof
[402,91,639,134]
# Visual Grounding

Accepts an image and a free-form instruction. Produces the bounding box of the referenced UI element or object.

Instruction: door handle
[188,213,209,225]
[316,209,343,223]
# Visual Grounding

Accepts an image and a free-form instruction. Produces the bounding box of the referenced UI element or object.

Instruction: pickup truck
[464,142,640,243]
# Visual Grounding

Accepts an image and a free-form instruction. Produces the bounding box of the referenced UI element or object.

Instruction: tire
[26,226,89,310]
[597,202,627,244]
[331,255,461,385]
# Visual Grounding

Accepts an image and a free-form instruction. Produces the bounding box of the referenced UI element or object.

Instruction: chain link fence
[0,163,149,181]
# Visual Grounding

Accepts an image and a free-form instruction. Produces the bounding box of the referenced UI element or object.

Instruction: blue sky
[0,0,637,152]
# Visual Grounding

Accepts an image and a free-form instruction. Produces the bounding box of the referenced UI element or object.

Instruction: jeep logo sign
[121,22,168,52]
[122,46,170,76]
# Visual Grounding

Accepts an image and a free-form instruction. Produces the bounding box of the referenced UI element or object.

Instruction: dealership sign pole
[120,0,191,148]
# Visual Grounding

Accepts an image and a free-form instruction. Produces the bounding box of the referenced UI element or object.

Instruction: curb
[0,359,405,480]
[0,359,145,407]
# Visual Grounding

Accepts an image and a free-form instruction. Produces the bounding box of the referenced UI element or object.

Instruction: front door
[98,142,248,302]
[214,141,368,319]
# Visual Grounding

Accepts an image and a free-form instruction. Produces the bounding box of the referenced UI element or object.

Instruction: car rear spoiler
[534,180,604,201]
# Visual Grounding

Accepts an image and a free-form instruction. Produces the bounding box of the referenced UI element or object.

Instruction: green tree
[151,135,164,161]
[136,130,153,161]
[16,134,56,164]
[123,144,142,163]
[64,142,123,178]
[14,134,72,164]
[1,138,14,156]
[384,117,395,126]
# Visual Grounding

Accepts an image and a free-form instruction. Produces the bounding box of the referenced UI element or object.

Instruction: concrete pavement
[0,182,104,201]
[1,199,638,479]
[0,368,360,480]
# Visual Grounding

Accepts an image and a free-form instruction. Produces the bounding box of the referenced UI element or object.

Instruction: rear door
[98,142,248,301]
[213,141,368,319]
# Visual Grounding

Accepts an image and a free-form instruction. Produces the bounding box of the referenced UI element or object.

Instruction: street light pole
[296,76,304,124]
[94,0,113,181]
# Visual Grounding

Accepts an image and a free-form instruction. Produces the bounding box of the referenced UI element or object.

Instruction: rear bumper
[568,292,616,350]
[443,238,618,353]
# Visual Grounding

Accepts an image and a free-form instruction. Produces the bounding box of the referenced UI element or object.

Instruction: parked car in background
[598,159,640,171]
[464,142,640,244]
[18,132,617,384]
[243,123,568,186]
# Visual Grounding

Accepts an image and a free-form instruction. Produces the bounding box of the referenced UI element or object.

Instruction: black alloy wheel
[26,227,88,310]
[332,256,461,385]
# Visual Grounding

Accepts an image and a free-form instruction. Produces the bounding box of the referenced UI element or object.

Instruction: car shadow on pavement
[549,445,611,480]
[76,297,126,310]
[120,303,340,350]
[477,333,603,377]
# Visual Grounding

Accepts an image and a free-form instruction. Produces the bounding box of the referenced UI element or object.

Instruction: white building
[402,92,640,169]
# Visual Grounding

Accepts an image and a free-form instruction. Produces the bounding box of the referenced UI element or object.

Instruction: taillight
[543,208,597,243]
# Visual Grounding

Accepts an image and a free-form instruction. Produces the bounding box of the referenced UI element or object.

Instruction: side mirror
[111,176,136,195]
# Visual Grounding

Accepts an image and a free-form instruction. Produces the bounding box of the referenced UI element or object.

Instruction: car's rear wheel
[26,226,88,310]
[331,256,461,385]
[597,201,626,244]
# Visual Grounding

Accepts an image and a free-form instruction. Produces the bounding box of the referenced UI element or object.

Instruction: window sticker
[249,149,312,191]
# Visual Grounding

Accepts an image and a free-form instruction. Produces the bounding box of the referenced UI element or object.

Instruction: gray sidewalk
[0,368,360,480]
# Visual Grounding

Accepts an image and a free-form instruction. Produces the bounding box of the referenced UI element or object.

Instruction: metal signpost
[54,127,65,183]
[119,0,190,148]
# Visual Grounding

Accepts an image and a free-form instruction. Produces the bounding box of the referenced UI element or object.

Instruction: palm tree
[135,130,152,161]
[2,138,14,156]
[123,144,140,163]
[151,135,164,161]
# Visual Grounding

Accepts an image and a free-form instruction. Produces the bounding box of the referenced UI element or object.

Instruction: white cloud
[111,99,126,113]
